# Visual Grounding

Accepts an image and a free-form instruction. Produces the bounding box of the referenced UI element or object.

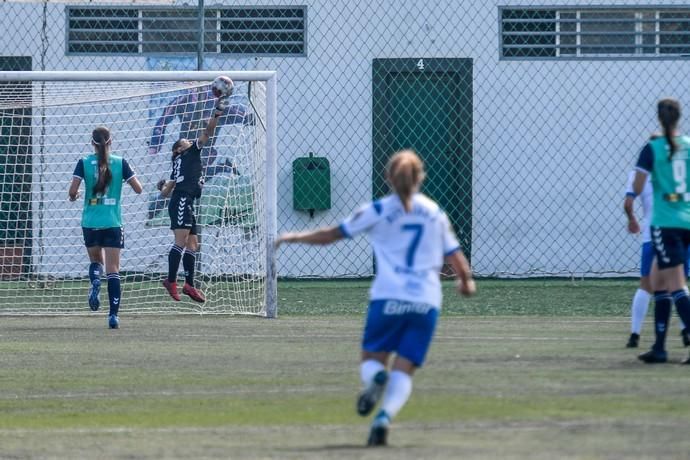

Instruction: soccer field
[2,280,690,459]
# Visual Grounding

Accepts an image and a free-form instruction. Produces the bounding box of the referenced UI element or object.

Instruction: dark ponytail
[658,98,681,160]
[92,126,112,195]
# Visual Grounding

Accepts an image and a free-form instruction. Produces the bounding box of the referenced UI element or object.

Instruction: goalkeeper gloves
[214,96,229,118]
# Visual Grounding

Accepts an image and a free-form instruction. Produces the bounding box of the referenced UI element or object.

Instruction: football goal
[0,71,277,317]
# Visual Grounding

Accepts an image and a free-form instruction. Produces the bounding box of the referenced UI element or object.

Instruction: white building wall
[2,0,689,277]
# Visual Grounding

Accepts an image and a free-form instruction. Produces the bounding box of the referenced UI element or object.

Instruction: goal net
[0,71,277,316]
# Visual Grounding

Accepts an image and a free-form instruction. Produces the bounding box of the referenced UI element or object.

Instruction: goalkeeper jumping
[157,95,229,303]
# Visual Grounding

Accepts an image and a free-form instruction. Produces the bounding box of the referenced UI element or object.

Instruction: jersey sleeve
[72,159,84,180]
[635,143,654,174]
[440,212,461,256]
[625,170,636,197]
[122,158,136,182]
[191,140,202,156]
[339,201,383,238]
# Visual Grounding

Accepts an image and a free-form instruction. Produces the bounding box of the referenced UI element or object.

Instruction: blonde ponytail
[385,149,425,211]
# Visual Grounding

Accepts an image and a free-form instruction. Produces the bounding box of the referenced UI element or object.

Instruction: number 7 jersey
[339,193,461,309]
[636,135,690,229]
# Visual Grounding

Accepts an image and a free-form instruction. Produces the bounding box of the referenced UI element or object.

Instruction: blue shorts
[82,227,124,249]
[362,300,439,367]
[641,242,654,277]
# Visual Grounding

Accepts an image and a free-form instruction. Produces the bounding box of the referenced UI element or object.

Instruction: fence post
[197,0,205,71]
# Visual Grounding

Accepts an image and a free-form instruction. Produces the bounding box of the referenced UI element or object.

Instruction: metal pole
[197,0,205,71]
[264,73,278,318]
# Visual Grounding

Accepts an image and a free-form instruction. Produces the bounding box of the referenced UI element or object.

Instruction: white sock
[380,370,412,420]
[360,360,385,387]
[631,289,651,334]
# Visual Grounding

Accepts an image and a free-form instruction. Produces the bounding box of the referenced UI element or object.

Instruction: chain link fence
[2,0,690,279]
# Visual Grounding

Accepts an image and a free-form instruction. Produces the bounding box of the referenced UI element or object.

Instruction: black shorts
[169,192,197,235]
[82,227,124,249]
[651,226,690,269]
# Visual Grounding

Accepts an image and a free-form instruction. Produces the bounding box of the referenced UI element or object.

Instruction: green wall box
[293,154,331,217]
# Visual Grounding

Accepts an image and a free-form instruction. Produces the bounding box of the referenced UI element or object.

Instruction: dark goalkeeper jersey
[171,140,203,197]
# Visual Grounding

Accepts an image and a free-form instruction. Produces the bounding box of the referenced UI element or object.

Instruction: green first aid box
[293,154,331,215]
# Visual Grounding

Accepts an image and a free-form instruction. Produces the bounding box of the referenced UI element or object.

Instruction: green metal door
[373,58,473,259]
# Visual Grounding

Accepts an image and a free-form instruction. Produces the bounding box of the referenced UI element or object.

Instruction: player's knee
[391,356,417,376]
[640,276,653,293]
[185,237,198,252]
[105,262,119,274]
[361,350,389,365]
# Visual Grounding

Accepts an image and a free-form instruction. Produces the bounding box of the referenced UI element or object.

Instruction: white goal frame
[0,70,278,318]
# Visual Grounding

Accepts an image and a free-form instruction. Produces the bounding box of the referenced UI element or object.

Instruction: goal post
[0,70,278,317]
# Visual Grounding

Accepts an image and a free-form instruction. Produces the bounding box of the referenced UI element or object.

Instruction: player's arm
[276,226,344,248]
[157,179,175,198]
[624,195,640,234]
[128,177,143,194]
[197,97,228,149]
[68,177,81,201]
[122,159,143,194]
[633,143,653,197]
[68,159,83,201]
[277,201,382,248]
[445,250,476,297]
[441,213,475,297]
[624,171,640,234]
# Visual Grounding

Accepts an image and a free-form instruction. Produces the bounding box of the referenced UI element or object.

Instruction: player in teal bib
[634,99,690,364]
[68,126,142,329]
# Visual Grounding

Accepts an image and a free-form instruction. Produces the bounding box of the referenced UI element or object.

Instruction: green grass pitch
[2,279,690,458]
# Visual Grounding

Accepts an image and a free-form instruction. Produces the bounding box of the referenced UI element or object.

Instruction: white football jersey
[339,193,461,309]
[626,170,653,243]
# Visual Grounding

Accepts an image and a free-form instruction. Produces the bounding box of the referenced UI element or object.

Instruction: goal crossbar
[0,71,277,82]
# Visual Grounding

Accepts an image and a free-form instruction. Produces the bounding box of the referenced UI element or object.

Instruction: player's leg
[639,227,682,363]
[358,350,390,416]
[368,305,439,447]
[181,219,205,303]
[83,228,104,311]
[628,243,654,347]
[103,228,123,329]
[367,355,415,447]
[681,250,690,347]
[358,300,398,417]
[163,228,188,301]
[164,193,193,301]
[673,233,690,363]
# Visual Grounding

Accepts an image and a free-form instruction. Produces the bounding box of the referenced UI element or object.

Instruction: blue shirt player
[68,126,143,329]
[276,150,475,446]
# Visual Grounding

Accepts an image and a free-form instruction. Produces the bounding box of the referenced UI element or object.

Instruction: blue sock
[107,273,121,316]
[374,410,391,424]
[183,250,196,285]
[653,291,672,352]
[89,262,103,284]
[672,289,690,335]
[168,245,184,283]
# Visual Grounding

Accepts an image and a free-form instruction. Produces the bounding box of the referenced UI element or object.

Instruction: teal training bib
[650,136,690,229]
[81,154,124,229]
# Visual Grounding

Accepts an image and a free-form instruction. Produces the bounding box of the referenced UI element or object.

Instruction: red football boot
[163,279,181,301]
[183,283,206,303]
